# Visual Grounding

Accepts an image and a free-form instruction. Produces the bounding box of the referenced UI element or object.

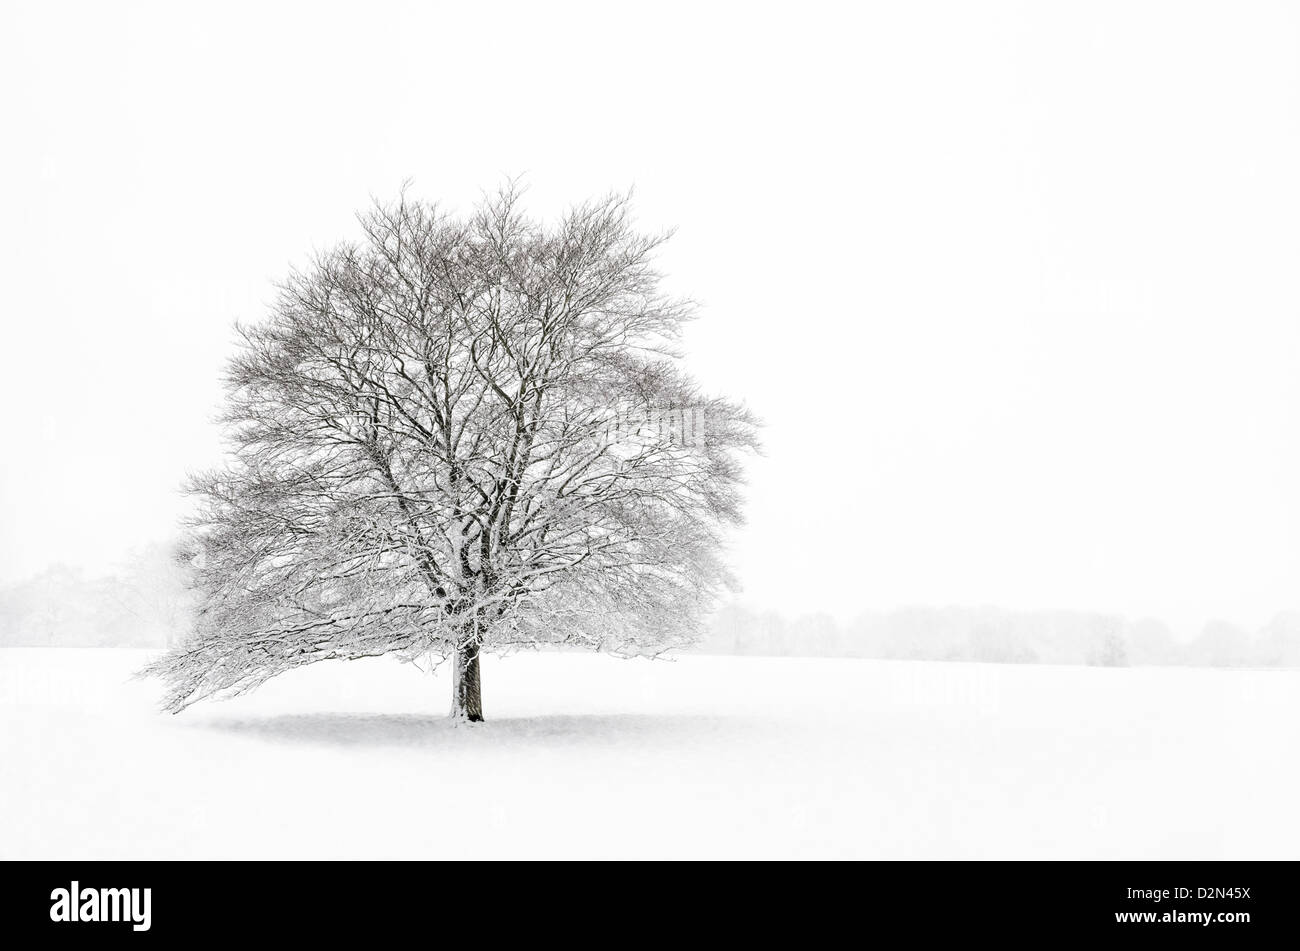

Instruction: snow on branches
[143,186,758,719]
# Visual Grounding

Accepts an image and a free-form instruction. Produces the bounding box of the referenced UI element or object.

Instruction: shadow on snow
[185,711,758,750]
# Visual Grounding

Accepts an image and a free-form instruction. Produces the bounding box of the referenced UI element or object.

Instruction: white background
[3,1,1299,635]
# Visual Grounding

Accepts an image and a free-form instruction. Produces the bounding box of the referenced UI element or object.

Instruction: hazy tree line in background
[697,603,1300,669]
[3,555,1299,668]
[0,545,192,649]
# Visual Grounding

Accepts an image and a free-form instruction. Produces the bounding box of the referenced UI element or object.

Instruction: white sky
[2,1,1298,635]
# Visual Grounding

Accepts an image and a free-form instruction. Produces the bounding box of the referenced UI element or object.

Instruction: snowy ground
[1,648,1297,859]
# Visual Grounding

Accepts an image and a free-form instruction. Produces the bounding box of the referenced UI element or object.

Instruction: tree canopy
[145,187,757,719]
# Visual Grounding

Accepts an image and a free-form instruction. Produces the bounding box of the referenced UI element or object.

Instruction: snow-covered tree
[144,187,757,720]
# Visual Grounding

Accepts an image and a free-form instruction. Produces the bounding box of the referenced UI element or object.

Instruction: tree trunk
[450,642,484,722]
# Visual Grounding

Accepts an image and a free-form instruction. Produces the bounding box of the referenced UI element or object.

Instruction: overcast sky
[2,1,1298,635]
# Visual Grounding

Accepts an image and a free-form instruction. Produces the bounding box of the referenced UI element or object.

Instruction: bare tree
[144,186,757,721]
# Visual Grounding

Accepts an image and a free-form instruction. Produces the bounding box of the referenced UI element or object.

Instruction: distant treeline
[0,547,190,648]
[4,559,1299,669]
[697,603,1300,668]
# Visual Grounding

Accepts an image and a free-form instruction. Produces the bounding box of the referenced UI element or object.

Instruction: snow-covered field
[1,648,1297,859]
